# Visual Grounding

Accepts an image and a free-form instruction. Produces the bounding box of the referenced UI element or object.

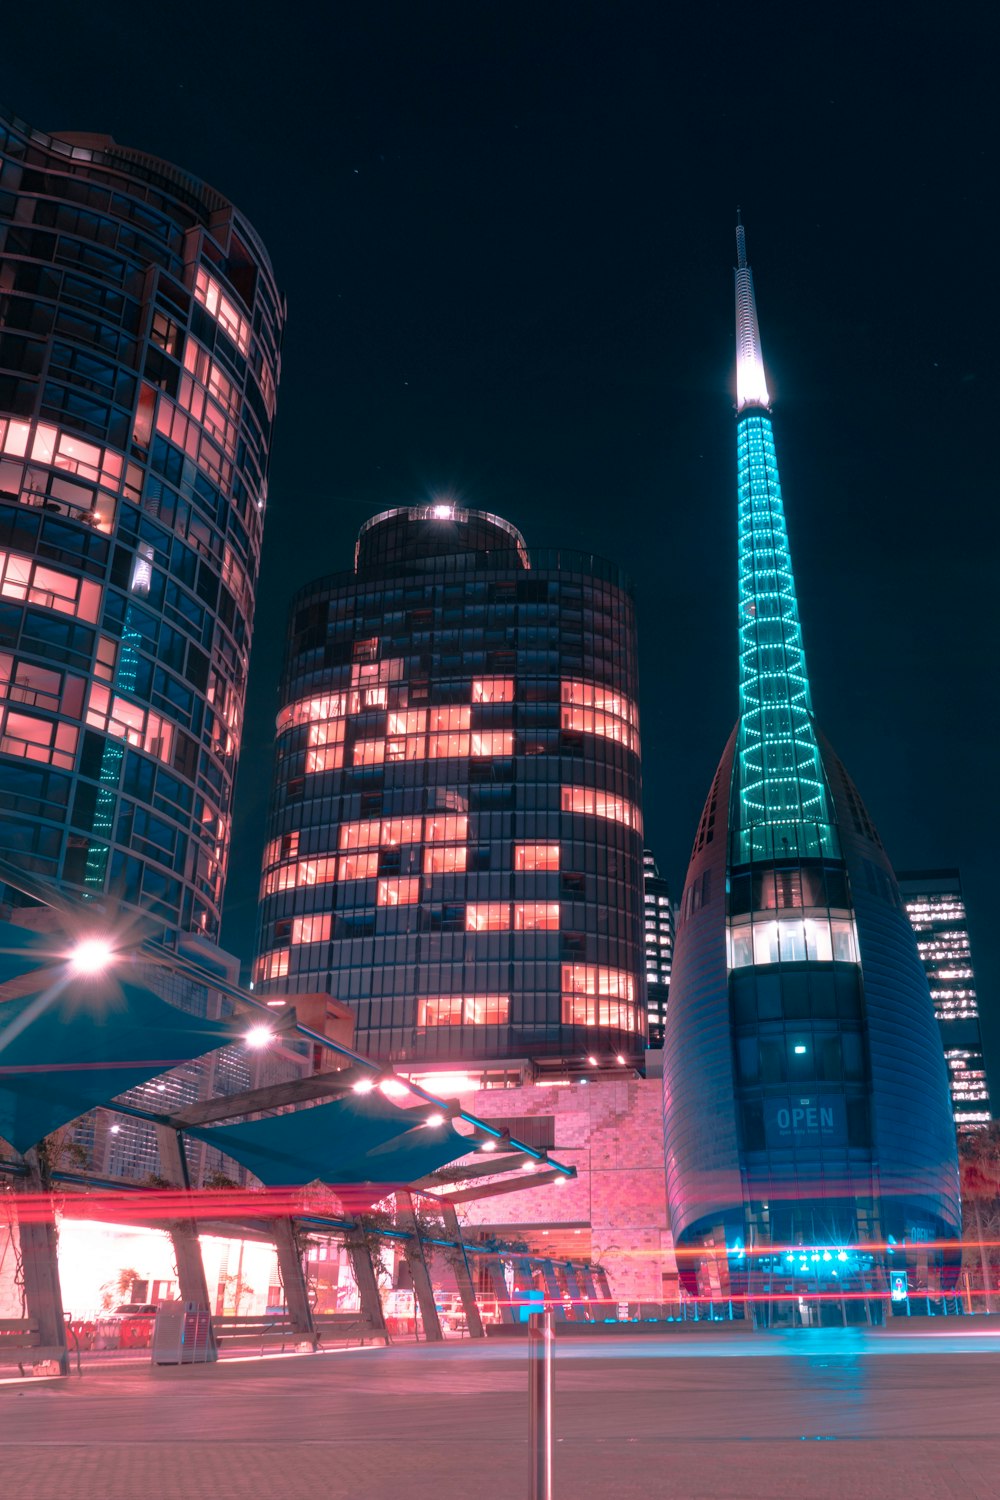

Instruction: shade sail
[0,918,63,988]
[0,970,235,1154]
[186,1092,473,1187]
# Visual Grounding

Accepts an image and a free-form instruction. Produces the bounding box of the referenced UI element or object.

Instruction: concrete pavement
[3,1326,1000,1498]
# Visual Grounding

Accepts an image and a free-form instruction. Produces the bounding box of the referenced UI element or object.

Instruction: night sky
[3,5,998,1073]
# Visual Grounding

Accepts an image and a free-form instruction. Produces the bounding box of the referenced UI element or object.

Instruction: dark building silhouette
[663,225,960,1321]
[898,869,991,1130]
[642,849,674,1047]
[0,108,284,937]
[256,503,646,1072]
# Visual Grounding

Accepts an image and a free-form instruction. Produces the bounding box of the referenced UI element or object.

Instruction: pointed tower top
[734,218,770,412]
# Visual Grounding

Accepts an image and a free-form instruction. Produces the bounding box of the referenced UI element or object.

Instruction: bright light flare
[244,1023,274,1050]
[352,1078,376,1094]
[424,1112,445,1128]
[587,1055,598,1066]
[379,1078,408,1098]
[68,936,116,976]
[480,1140,497,1152]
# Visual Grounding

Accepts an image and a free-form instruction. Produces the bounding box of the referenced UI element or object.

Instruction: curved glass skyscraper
[662,224,960,1320]
[0,109,283,938]
[256,503,646,1071]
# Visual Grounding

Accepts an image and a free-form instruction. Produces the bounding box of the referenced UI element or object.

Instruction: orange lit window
[194,267,251,354]
[515,843,560,871]
[277,692,349,735]
[339,821,381,850]
[560,963,636,1027]
[429,706,471,731]
[183,338,241,419]
[386,736,426,762]
[514,902,560,931]
[380,818,421,846]
[296,857,338,886]
[94,636,118,683]
[471,731,514,757]
[466,903,510,932]
[417,995,510,1026]
[561,679,638,726]
[339,851,379,881]
[85,685,173,765]
[307,720,346,747]
[417,996,464,1026]
[428,732,471,759]
[472,677,515,703]
[353,739,385,766]
[560,785,642,833]
[377,877,421,907]
[258,949,289,982]
[306,745,343,773]
[351,655,403,685]
[387,710,427,736]
[424,846,468,875]
[425,814,468,842]
[0,549,101,624]
[561,994,637,1030]
[263,830,300,869]
[0,710,78,770]
[292,914,332,945]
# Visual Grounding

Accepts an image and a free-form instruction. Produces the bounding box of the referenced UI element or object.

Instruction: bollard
[528,1309,554,1499]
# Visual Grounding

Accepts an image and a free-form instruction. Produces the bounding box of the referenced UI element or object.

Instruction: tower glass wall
[642,849,673,1047]
[0,109,284,937]
[898,869,991,1130]
[256,504,646,1069]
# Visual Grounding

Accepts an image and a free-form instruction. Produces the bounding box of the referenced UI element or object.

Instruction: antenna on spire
[735,211,747,270]
[733,216,769,410]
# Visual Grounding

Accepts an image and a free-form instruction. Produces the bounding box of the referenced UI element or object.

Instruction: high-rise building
[0,108,284,937]
[897,869,991,1130]
[642,849,674,1047]
[256,502,646,1072]
[662,224,960,1320]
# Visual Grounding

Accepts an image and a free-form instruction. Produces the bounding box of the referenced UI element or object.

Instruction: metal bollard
[528,1309,554,1499]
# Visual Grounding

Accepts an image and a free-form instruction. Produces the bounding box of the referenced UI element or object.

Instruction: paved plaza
[3,1325,1000,1499]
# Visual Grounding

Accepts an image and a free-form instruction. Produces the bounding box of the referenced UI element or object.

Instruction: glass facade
[0,109,284,936]
[663,225,960,1321]
[642,849,673,1047]
[256,504,646,1067]
[898,869,991,1130]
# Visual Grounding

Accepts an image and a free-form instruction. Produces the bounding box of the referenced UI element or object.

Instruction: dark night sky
[3,4,998,1072]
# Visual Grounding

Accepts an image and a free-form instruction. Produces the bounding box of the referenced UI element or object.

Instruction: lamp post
[528,1308,554,1499]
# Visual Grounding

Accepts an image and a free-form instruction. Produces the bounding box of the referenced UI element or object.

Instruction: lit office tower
[898,869,991,1130]
[0,109,283,935]
[642,849,674,1047]
[256,503,646,1071]
[662,223,960,1321]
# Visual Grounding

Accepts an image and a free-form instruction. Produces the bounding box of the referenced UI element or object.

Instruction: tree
[959,1123,1000,1312]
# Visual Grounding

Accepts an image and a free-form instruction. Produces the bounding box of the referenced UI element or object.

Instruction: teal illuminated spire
[732,219,837,863]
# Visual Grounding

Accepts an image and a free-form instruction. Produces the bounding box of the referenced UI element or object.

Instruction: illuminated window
[386,736,425,762]
[726,913,860,970]
[425,814,468,842]
[306,745,344,773]
[471,731,514,757]
[307,720,346,747]
[0,710,78,770]
[194,267,251,355]
[377,878,420,906]
[94,636,118,683]
[84,685,174,765]
[380,818,421,846]
[562,964,634,1001]
[388,710,427,736]
[0,549,101,624]
[183,338,241,420]
[353,739,385,766]
[258,949,289,981]
[424,846,468,874]
[339,821,381,850]
[428,732,471,759]
[263,830,300,869]
[418,995,510,1026]
[430,706,471,731]
[466,903,510,931]
[339,851,380,881]
[515,843,559,871]
[561,679,637,724]
[277,692,349,735]
[560,785,641,832]
[292,914,332,945]
[472,677,515,703]
[296,858,338,887]
[514,902,560,931]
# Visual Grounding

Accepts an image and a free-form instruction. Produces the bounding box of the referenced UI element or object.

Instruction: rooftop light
[68,936,116,976]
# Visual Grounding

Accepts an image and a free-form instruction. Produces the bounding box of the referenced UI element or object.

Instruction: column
[440,1204,485,1339]
[344,1222,390,1343]
[273,1219,318,1348]
[396,1191,443,1342]
[154,1125,218,1359]
[16,1153,69,1374]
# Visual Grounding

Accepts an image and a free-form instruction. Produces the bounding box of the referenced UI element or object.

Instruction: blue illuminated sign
[764,1095,846,1148]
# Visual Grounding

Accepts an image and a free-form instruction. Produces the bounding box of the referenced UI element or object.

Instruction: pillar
[484,1254,516,1324]
[273,1219,317,1347]
[344,1222,389,1342]
[396,1191,443,1342]
[16,1153,68,1374]
[154,1125,218,1359]
[440,1203,485,1339]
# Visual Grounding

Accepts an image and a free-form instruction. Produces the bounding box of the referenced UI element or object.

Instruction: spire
[730,222,837,863]
[734,217,770,412]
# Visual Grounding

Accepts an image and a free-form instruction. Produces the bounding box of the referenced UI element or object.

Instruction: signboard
[890,1272,909,1304]
[764,1095,847,1149]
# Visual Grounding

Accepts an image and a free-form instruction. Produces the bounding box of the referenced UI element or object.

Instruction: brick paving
[3,1327,1000,1498]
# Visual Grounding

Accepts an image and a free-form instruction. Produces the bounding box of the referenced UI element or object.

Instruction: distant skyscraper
[898,869,991,1130]
[256,503,647,1072]
[663,223,960,1321]
[0,108,284,937]
[642,849,674,1047]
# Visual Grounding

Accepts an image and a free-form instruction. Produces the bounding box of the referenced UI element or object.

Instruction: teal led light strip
[733,411,837,863]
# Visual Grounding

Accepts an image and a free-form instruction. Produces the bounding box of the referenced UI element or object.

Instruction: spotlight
[69,936,116,976]
[244,1023,274,1050]
[616,1054,626,1065]
[520,1159,534,1171]
[480,1140,497,1152]
[587,1055,598,1066]
[425,1112,445,1128]
[554,1174,567,1186]
[352,1078,376,1094]
[379,1078,408,1098]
